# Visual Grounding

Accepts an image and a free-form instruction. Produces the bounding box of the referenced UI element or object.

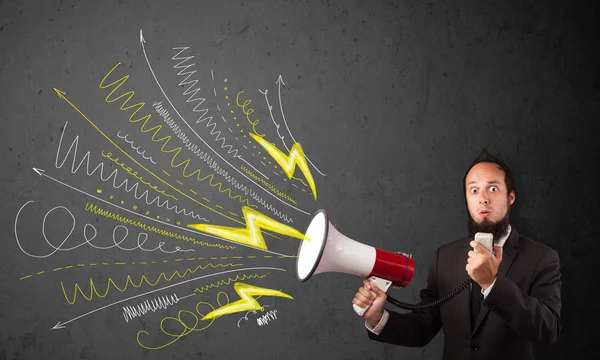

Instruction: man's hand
[466,241,503,290]
[352,279,387,327]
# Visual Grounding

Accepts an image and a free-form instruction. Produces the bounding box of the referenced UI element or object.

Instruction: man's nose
[479,195,489,204]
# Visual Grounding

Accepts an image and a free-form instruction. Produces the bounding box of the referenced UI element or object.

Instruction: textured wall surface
[0,0,598,359]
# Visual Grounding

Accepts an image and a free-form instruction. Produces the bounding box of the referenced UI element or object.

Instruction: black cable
[385,278,473,311]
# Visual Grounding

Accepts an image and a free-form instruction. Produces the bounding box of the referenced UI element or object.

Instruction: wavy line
[122,293,181,323]
[142,35,308,220]
[116,131,157,164]
[290,175,309,187]
[99,150,178,200]
[154,102,295,223]
[172,48,252,151]
[98,66,257,210]
[61,263,243,304]
[55,122,209,222]
[84,203,233,249]
[194,273,267,293]
[240,166,296,204]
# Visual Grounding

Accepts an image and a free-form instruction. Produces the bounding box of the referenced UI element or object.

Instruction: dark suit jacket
[368,228,562,360]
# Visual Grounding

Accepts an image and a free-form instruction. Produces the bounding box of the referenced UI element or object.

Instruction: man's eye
[470,188,477,194]
[490,186,498,192]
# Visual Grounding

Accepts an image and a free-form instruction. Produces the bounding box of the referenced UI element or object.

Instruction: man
[353,149,561,360]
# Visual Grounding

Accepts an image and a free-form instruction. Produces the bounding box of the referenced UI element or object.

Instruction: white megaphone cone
[296,210,414,316]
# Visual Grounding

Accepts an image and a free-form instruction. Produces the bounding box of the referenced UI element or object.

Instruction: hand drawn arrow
[51,267,284,329]
[139,29,310,215]
[27,167,294,257]
[276,75,326,177]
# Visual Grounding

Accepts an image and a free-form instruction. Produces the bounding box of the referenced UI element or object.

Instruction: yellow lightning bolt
[201,282,293,320]
[187,206,308,250]
[249,133,317,200]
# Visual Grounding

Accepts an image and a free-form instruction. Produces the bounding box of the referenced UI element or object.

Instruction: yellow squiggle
[290,175,309,187]
[136,281,289,350]
[136,300,217,350]
[240,166,296,204]
[53,87,253,229]
[99,63,255,208]
[61,262,242,304]
[84,202,234,249]
[235,90,265,136]
[194,273,267,293]
[100,150,178,200]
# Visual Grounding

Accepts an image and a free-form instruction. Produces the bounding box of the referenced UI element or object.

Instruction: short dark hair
[463,149,516,195]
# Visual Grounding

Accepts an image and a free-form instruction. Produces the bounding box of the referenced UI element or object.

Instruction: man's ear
[509,190,516,205]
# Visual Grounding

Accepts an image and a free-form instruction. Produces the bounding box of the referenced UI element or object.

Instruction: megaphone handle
[353,277,392,316]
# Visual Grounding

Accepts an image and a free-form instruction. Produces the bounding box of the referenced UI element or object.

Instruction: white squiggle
[237,305,271,327]
[154,101,297,223]
[56,122,208,222]
[140,32,305,222]
[30,169,297,256]
[52,267,282,330]
[14,201,194,259]
[170,49,268,179]
[116,131,157,164]
[257,310,278,326]
[122,292,188,323]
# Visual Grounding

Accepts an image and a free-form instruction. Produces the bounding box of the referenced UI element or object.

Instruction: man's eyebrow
[467,180,501,186]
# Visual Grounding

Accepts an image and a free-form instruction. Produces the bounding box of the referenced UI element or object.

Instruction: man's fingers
[358,286,375,299]
[355,291,372,305]
[470,241,482,251]
[352,297,369,308]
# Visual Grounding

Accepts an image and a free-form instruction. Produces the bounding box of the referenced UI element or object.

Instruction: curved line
[29,173,297,257]
[56,122,208,222]
[116,131,157,164]
[15,201,198,258]
[276,79,326,176]
[55,266,285,328]
[14,201,75,258]
[141,33,310,216]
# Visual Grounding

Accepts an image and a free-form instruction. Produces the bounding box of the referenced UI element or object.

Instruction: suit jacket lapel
[471,228,521,336]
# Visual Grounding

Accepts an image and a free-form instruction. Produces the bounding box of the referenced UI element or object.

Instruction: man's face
[465,162,515,231]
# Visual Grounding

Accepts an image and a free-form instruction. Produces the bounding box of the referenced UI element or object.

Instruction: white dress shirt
[366,226,512,335]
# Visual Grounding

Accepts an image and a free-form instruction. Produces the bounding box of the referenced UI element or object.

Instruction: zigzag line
[84,203,233,249]
[171,48,244,159]
[98,66,258,209]
[154,101,294,223]
[61,262,243,304]
[55,124,209,222]
[240,166,296,204]
[193,273,268,293]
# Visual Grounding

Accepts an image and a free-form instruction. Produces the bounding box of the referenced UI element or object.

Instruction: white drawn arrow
[26,167,295,257]
[51,266,284,329]
[139,29,310,216]
[276,75,326,177]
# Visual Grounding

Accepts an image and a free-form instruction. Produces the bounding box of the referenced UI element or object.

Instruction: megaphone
[296,209,415,316]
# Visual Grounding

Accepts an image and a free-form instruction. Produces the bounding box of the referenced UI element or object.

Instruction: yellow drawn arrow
[53,88,249,229]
